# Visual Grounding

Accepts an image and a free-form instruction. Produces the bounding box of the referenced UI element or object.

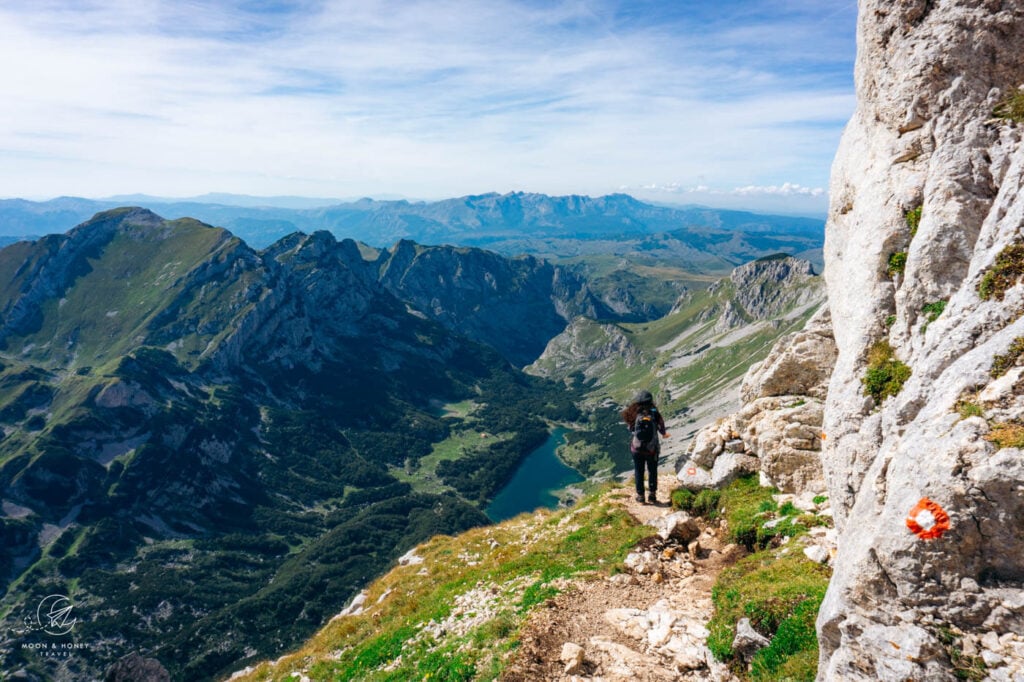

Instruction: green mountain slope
[529,256,825,477]
[0,209,578,681]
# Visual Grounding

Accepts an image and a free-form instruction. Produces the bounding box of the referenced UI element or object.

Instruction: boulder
[647,511,700,543]
[710,452,759,488]
[738,396,825,493]
[675,460,714,490]
[740,306,837,404]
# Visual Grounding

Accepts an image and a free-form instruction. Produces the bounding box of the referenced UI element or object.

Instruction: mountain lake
[485,427,584,522]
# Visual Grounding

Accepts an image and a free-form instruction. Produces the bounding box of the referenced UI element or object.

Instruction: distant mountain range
[0,193,824,267]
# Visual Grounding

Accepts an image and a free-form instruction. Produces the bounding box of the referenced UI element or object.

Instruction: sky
[0,0,858,214]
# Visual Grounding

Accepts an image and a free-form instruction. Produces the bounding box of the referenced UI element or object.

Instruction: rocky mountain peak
[727,255,818,320]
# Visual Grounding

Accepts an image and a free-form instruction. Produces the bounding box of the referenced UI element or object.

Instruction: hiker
[621,390,669,504]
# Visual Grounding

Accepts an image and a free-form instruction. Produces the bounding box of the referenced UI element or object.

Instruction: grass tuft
[985,422,1024,449]
[862,340,911,403]
[957,401,985,420]
[905,206,923,239]
[672,488,722,519]
[993,87,1024,122]
[707,553,830,676]
[990,337,1024,378]
[978,242,1024,301]
[887,252,908,277]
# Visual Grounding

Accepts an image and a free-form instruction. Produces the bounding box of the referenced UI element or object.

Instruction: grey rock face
[678,305,836,493]
[741,307,837,404]
[818,1,1024,679]
[377,240,604,366]
[730,256,817,320]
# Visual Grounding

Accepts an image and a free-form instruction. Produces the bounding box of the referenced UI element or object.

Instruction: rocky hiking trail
[503,485,742,681]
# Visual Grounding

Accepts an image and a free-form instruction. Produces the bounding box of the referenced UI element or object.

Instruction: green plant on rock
[862,340,912,403]
[884,314,897,327]
[990,336,1024,378]
[905,206,923,239]
[935,626,988,681]
[922,300,946,323]
[887,252,908,277]
[993,87,1024,122]
[956,400,984,420]
[920,299,947,333]
[978,242,1024,300]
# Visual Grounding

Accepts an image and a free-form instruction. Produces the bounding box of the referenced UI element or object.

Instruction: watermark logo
[24,594,77,636]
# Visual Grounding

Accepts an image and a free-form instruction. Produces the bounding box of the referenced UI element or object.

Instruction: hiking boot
[635,494,645,503]
[648,493,658,503]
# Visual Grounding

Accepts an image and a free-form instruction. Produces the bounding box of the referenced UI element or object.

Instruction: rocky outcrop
[817,2,1024,680]
[730,256,817,320]
[526,316,642,380]
[677,306,836,494]
[377,240,607,366]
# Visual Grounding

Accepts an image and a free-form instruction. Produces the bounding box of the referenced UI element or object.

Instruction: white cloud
[732,183,826,197]
[0,1,857,201]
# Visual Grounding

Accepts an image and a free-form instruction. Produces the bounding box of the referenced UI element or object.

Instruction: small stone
[560,642,585,675]
[652,571,664,584]
[982,650,1005,667]
[732,618,770,662]
[724,438,746,453]
[803,545,829,564]
[962,637,979,657]
[960,577,980,593]
[688,539,701,560]
[983,631,1002,651]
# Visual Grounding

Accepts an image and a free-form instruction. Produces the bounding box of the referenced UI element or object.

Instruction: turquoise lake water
[485,427,584,523]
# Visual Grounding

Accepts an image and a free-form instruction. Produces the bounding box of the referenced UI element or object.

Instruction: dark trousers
[633,451,658,496]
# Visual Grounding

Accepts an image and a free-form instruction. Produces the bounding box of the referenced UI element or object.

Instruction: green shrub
[862,340,912,403]
[922,300,946,323]
[778,501,798,516]
[994,87,1024,122]
[978,243,1024,300]
[905,206,923,239]
[991,337,1024,378]
[887,252,908,276]
[672,488,722,519]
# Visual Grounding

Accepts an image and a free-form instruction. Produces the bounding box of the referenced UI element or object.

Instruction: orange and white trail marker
[906,497,951,540]
[687,467,697,476]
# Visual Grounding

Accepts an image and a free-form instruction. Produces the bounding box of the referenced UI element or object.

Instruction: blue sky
[0,0,857,212]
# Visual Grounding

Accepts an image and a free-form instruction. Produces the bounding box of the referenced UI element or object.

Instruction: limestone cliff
[818,1,1024,679]
[676,306,837,495]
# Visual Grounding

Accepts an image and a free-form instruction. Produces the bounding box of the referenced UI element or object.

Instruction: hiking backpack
[632,409,658,453]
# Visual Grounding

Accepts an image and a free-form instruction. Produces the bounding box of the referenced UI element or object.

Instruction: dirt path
[502,486,742,681]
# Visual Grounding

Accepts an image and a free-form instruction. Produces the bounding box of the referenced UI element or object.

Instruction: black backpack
[633,409,658,452]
